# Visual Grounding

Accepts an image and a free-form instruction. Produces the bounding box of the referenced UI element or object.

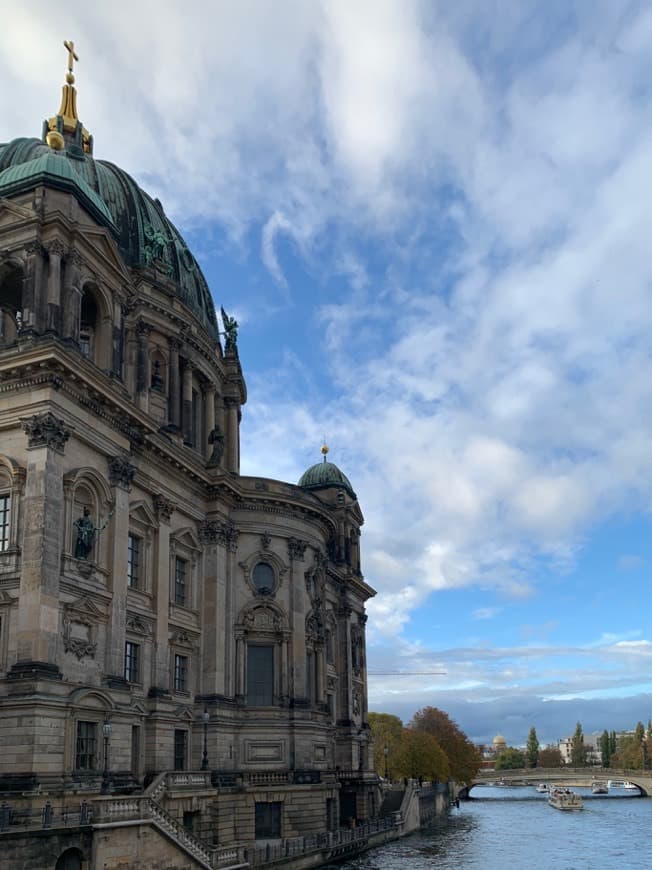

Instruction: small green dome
[298,460,356,499]
[0,137,219,339]
[0,150,116,230]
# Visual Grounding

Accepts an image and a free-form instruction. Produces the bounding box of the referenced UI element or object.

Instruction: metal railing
[247,816,398,867]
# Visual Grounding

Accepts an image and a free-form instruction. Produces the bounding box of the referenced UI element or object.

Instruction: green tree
[526,727,540,768]
[495,747,525,770]
[393,730,450,782]
[368,712,403,779]
[635,721,645,743]
[570,721,587,767]
[538,746,563,767]
[613,735,643,770]
[411,706,481,784]
[600,730,611,768]
[609,730,617,756]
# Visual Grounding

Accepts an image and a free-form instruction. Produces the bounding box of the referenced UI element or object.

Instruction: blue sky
[3,0,652,747]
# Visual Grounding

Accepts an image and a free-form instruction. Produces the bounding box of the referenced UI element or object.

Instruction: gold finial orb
[46,130,65,151]
[66,72,75,85]
[321,444,329,456]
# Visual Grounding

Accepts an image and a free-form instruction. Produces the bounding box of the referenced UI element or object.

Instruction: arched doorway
[55,848,83,870]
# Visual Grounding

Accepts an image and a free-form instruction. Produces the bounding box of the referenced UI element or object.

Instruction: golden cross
[63,39,79,74]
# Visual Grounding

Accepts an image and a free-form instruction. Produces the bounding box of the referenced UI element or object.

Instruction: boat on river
[623,781,638,791]
[535,783,549,793]
[591,781,608,795]
[608,780,625,789]
[548,787,583,811]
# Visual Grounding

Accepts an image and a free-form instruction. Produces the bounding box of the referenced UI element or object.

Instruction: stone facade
[0,60,377,865]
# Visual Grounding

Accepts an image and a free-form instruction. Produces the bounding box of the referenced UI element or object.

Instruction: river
[336,785,651,869]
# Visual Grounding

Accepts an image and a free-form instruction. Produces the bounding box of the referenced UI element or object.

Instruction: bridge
[462,768,652,797]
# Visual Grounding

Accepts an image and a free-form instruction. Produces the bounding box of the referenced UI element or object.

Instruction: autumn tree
[526,727,540,768]
[570,721,587,767]
[538,746,563,767]
[612,735,644,770]
[368,712,403,779]
[411,707,481,784]
[495,747,525,770]
[393,729,450,782]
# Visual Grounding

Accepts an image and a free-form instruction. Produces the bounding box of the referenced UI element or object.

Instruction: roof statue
[220,307,239,354]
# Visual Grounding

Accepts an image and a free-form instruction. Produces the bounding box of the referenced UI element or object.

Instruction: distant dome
[298,459,356,500]
[0,137,219,339]
[493,734,506,747]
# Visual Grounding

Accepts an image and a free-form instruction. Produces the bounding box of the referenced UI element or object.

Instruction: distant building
[558,733,602,765]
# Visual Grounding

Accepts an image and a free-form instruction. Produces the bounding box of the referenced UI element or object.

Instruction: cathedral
[0,42,377,866]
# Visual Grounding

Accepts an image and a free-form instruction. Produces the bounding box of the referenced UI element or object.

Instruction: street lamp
[384,744,389,780]
[101,719,112,794]
[201,708,209,771]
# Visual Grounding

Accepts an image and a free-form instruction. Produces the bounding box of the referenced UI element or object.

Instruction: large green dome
[298,459,356,499]
[0,137,219,339]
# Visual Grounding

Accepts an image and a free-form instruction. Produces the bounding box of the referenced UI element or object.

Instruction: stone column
[13,412,71,676]
[338,603,353,722]
[104,454,135,683]
[204,385,216,459]
[152,494,174,692]
[182,362,194,445]
[45,240,66,335]
[62,250,83,342]
[223,397,240,473]
[136,321,152,411]
[22,241,46,335]
[168,337,181,429]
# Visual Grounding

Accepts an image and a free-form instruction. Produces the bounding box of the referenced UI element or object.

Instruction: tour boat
[535,783,549,793]
[623,781,638,791]
[548,787,583,811]
[608,780,625,789]
[591,781,608,795]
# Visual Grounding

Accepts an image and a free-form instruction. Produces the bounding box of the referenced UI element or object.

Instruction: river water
[336,785,651,869]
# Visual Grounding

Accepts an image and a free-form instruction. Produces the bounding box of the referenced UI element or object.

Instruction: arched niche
[0,259,24,345]
[79,280,113,369]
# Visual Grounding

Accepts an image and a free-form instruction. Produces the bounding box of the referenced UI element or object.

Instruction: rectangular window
[124,641,140,683]
[76,721,97,770]
[174,729,187,771]
[247,645,274,706]
[174,557,187,606]
[127,534,141,589]
[255,802,281,839]
[174,654,188,692]
[0,494,10,551]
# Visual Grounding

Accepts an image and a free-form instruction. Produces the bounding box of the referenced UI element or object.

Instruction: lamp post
[201,708,209,771]
[384,744,389,780]
[101,719,112,794]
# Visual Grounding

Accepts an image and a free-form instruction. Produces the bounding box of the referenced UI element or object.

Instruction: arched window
[0,262,24,346]
[79,290,98,359]
[252,562,274,595]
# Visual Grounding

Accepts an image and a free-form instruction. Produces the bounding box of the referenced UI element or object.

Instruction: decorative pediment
[129,500,157,528]
[126,613,153,636]
[240,602,287,634]
[65,595,107,621]
[170,629,199,651]
[171,527,201,553]
[174,705,195,722]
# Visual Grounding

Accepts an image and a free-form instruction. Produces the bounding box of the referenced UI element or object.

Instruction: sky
[2,0,652,748]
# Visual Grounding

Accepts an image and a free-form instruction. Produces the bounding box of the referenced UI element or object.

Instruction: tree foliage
[411,706,481,784]
[600,730,611,768]
[537,746,562,767]
[612,735,644,770]
[368,712,403,779]
[570,721,587,767]
[526,727,540,768]
[392,729,450,782]
[495,747,526,770]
